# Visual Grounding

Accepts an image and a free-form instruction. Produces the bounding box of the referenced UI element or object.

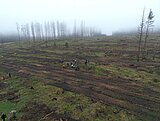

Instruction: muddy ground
[20,102,77,121]
[0,37,160,120]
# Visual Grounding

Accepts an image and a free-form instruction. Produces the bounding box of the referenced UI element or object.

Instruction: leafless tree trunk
[35,22,42,41]
[44,22,48,41]
[52,22,56,39]
[44,22,48,46]
[144,9,154,55]
[137,8,145,61]
[25,23,30,46]
[31,22,35,42]
[16,23,21,45]
[16,23,21,42]
[21,24,27,41]
[50,21,56,40]
[73,20,77,39]
[57,21,60,39]
[26,23,30,41]
[50,22,54,40]
[40,24,44,41]
[47,22,51,40]
[81,21,84,37]
[60,22,67,39]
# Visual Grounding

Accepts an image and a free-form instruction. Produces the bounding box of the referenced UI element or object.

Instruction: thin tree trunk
[137,8,145,62]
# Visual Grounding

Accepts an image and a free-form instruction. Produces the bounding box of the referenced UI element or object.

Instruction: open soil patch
[0,82,8,90]
[0,90,19,102]
[1,61,160,120]
[20,102,78,121]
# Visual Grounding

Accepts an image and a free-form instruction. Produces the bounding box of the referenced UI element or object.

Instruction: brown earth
[20,102,78,121]
[0,43,160,121]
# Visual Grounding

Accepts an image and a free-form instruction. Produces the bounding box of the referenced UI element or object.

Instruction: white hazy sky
[0,0,160,35]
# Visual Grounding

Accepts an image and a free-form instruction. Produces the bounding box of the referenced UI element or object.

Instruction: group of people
[1,110,16,121]
[62,59,89,71]
[70,59,89,71]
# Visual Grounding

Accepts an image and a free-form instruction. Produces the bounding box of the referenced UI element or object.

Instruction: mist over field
[0,1,160,121]
[0,0,160,35]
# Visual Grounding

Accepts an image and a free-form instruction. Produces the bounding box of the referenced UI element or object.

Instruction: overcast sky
[0,0,160,35]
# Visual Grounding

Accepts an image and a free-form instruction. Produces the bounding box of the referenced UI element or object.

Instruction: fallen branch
[39,111,54,121]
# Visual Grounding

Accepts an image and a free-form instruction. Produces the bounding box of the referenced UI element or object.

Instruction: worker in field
[75,65,80,71]
[1,113,7,121]
[85,59,89,65]
[8,110,16,121]
[66,62,70,67]
[71,59,76,68]
[8,73,11,78]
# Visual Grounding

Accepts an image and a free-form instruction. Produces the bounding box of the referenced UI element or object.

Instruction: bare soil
[20,102,78,121]
[1,39,160,120]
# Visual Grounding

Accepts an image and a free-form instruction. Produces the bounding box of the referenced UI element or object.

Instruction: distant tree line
[0,20,102,45]
[15,20,102,42]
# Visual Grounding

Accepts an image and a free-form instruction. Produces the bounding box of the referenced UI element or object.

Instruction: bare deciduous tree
[26,23,30,41]
[52,21,56,39]
[31,22,35,42]
[35,22,42,40]
[16,23,21,45]
[40,24,44,41]
[144,9,154,52]
[44,22,48,41]
[60,22,67,39]
[21,24,27,41]
[137,8,145,61]
[73,20,77,39]
[80,21,84,37]
[47,22,51,40]
[57,21,60,39]
[50,21,54,40]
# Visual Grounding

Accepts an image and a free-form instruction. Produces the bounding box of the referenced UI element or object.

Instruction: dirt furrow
[1,59,160,120]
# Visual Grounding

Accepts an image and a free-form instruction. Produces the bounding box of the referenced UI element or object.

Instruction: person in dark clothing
[1,113,7,121]
[85,59,89,65]
[75,65,80,71]
[8,73,11,78]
